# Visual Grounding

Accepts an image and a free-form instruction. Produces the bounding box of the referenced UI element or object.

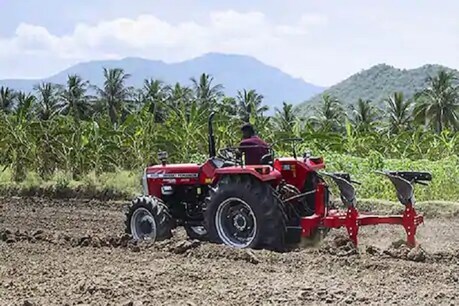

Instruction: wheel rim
[130,207,157,241]
[215,197,257,248]
[189,226,207,236]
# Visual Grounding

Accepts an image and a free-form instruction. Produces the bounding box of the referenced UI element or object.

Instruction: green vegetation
[0,68,458,201]
[0,155,457,203]
[297,64,459,115]
[0,168,140,199]
[324,154,458,202]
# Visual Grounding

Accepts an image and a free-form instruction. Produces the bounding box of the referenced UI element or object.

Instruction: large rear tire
[125,196,172,242]
[205,175,286,251]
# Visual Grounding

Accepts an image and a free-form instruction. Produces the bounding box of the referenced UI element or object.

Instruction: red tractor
[125,113,431,250]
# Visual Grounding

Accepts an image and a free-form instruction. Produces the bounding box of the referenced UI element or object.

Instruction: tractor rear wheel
[125,196,172,241]
[205,175,286,251]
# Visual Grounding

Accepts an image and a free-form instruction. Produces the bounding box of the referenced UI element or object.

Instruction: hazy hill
[0,53,324,111]
[296,64,459,114]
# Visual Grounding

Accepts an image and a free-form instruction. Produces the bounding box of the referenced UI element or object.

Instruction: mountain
[0,53,324,111]
[296,64,459,115]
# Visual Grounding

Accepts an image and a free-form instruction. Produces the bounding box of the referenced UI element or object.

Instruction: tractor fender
[213,166,282,184]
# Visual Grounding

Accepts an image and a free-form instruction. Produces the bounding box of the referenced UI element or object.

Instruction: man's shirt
[239,136,269,165]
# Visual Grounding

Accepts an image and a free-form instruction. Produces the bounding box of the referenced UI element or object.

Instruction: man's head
[241,123,255,139]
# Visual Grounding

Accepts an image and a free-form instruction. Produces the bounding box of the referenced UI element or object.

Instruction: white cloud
[300,14,329,26]
[210,10,266,34]
[0,12,263,59]
[15,24,57,51]
[0,10,328,80]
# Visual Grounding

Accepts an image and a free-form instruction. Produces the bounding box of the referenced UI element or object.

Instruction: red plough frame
[300,171,430,247]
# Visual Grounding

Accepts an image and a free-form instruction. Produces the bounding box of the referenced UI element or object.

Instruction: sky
[0,0,458,86]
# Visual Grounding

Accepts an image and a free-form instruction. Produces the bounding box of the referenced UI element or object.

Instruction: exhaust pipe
[208,112,216,158]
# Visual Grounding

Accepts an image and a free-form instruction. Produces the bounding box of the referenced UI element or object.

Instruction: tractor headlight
[142,168,148,195]
[161,185,174,195]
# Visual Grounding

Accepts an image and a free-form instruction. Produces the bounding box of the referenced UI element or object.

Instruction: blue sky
[0,0,458,86]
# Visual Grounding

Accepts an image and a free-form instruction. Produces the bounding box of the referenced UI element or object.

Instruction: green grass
[0,168,141,199]
[0,154,457,204]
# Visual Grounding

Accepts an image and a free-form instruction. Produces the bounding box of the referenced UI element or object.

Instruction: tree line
[0,68,458,182]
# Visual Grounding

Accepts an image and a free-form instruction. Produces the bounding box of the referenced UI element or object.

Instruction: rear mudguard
[213,166,282,185]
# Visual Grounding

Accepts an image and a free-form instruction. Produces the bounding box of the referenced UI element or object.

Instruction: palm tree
[59,74,92,123]
[350,98,380,131]
[34,82,61,120]
[191,73,224,107]
[0,86,16,114]
[142,78,169,122]
[217,96,238,117]
[15,92,36,122]
[384,92,412,133]
[237,89,268,122]
[414,70,459,133]
[96,68,132,125]
[309,94,345,132]
[131,88,146,112]
[167,82,193,109]
[273,102,296,134]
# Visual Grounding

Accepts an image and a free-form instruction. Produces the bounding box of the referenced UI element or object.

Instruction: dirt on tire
[1,197,458,305]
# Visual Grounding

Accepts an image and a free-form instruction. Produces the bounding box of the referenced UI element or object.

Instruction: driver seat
[210,158,236,169]
[260,153,273,166]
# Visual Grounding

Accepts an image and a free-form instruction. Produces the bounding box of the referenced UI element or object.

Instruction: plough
[301,171,431,247]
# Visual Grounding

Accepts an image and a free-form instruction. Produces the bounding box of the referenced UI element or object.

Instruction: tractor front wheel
[205,175,286,251]
[125,196,172,242]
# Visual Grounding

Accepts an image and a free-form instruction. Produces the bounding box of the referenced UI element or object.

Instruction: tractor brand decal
[147,173,199,179]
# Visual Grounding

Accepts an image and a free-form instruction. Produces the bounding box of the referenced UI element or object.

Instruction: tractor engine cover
[145,164,201,197]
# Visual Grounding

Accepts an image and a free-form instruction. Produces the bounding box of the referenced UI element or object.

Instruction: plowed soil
[1,197,458,305]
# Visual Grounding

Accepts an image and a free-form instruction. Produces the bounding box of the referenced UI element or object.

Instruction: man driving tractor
[238,123,270,165]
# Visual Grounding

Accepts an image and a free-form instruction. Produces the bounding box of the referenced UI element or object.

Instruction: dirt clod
[168,240,201,254]
[244,249,260,264]
[6,238,16,244]
[33,229,44,237]
[130,245,141,252]
[407,246,427,262]
[0,230,8,241]
[124,302,143,306]
[320,234,358,256]
[366,245,382,255]
[383,241,427,262]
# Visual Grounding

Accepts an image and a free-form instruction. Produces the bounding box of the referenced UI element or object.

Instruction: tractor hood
[143,163,202,196]
[146,163,201,179]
